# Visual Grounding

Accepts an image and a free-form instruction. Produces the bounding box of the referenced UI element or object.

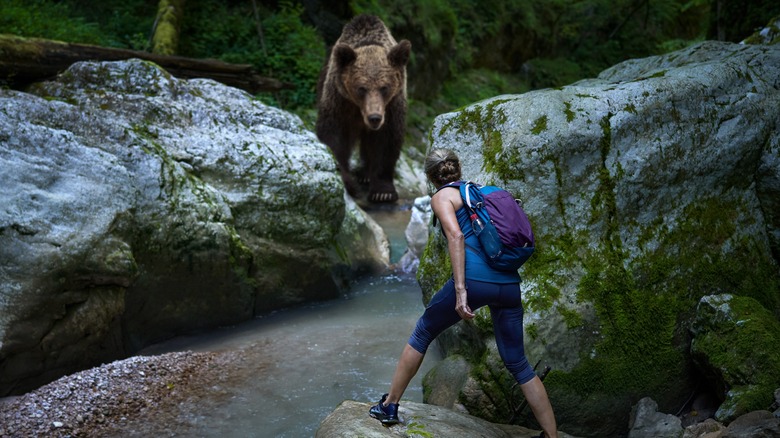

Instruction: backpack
[442,181,535,271]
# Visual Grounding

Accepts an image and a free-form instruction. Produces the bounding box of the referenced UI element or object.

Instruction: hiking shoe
[369,393,400,425]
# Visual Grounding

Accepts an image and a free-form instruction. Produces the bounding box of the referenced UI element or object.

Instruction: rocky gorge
[1,27,780,438]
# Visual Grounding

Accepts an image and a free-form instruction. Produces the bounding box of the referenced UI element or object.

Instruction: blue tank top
[455,204,521,284]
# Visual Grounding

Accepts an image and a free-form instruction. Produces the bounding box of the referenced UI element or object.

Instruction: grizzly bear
[316,14,411,203]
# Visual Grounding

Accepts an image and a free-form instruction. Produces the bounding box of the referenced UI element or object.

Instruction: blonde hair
[424,148,461,188]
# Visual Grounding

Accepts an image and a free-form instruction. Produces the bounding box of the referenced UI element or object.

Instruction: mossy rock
[691,294,780,422]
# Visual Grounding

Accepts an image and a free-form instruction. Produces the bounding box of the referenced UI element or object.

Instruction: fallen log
[0,34,292,94]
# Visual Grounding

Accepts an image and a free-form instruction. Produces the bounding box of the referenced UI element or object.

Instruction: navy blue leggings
[408,278,536,384]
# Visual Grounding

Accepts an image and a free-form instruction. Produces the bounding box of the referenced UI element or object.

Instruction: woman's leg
[384,279,462,404]
[490,283,558,438]
[519,375,558,438]
[385,344,424,404]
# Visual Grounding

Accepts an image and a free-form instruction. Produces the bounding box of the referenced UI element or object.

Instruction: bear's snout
[363,91,387,129]
[366,113,384,129]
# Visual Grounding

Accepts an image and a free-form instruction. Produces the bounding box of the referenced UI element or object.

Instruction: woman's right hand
[455,286,475,320]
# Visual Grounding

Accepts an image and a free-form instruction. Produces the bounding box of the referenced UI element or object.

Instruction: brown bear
[315,14,411,203]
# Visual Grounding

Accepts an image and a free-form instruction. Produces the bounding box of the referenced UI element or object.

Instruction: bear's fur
[316,14,411,203]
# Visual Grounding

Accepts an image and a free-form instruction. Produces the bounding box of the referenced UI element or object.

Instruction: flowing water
[139,204,441,437]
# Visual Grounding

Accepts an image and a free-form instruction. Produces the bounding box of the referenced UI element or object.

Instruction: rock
[628,397,683,438]
[683,418,725,438]
[682,410,780,438]
[680,390,720,428]
[0,59,389,395]
[690,294,780,423]
[774,388,780,418]
[421,354,470,409]
[420,40,780,437]
[316,399,579,438]
[742,15,780,45]
[721,410,780,438]
[396,195,431,274]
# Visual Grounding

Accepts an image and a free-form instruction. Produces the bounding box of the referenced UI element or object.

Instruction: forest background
[2,0,779,153]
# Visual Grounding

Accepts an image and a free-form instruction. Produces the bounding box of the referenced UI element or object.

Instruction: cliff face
[0,59,391,396]
[419,41,780,437]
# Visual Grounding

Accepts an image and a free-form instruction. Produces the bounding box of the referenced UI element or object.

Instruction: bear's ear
[333,44,357,69]
[388,40,411,68]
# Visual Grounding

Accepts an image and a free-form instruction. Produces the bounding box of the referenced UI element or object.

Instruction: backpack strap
[461,181,484,215]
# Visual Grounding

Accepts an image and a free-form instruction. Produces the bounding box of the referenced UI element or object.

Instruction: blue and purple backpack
[442,181,535,272]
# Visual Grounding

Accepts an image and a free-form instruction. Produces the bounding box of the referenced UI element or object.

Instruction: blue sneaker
[369,393,400,425]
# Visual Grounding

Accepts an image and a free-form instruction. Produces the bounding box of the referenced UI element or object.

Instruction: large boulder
[418,41,780,437]
[0,59,389,396]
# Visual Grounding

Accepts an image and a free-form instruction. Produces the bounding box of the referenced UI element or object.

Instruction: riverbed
[136,205,441,437]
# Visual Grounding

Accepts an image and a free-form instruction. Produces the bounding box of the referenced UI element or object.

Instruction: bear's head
[333,40,411,130]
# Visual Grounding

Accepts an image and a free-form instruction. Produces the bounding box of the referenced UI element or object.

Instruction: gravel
[0,350,243,438]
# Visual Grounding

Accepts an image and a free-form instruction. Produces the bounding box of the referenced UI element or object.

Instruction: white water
[138,205,441,437]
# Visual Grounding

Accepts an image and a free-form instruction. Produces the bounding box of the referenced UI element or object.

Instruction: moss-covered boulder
[691,294,780,423]
[0,59,389,396]
[419,41,780,437]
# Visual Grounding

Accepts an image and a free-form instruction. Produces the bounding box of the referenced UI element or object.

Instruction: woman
[369,149,558,438]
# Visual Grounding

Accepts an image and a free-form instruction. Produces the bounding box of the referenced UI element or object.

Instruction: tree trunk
[0,34,291,94]
[151,0,185,55]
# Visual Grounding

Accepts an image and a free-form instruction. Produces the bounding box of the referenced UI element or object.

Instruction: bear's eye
[380,86,389,96]
[357,87,367,97]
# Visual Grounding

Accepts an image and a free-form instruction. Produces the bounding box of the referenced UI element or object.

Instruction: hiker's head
[424,148,461,188]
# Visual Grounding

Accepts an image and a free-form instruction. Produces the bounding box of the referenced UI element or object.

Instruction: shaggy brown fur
[316,14,411,203]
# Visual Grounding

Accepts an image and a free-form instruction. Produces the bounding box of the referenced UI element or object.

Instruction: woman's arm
[431,188,474,320]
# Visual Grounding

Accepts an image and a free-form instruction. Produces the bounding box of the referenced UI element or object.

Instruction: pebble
[0,351,235,437]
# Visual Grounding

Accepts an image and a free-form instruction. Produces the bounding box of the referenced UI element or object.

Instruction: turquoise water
[138,206,440,437]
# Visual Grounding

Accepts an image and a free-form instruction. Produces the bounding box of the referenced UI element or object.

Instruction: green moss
[639,70,667,80]
[406,420,434,438]
[519,151,584,314]
[473,307,494,334]
[557,305,583,329]
[438,98,524,182]
[463,351,516,423]
[531,115,548,134]
[526,322,539,341]
[564,102,576,122]
[693,295,780,420]
[416,229,452,303]
[227,226,257,288]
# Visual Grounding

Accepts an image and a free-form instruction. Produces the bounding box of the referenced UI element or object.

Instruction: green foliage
[524,58,584,89]
[439,69,528,108]
[0,0,106,44]
[180,0,325,110]
[351,0,458,49]
[255,2,326,110]
[63,0,156,50]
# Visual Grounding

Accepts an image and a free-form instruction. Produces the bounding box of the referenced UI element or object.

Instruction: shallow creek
[139,204,441,437]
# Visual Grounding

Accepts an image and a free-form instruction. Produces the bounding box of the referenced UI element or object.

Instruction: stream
[138,204,441,437]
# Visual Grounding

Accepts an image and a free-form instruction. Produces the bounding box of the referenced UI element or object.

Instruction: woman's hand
[455,285,475,320]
